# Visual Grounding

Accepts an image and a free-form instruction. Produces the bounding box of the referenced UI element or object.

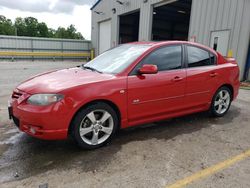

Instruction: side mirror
[138,64,158,74]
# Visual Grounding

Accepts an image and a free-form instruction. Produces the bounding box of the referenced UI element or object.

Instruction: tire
[210,86,232,117]
[71,102,119,149]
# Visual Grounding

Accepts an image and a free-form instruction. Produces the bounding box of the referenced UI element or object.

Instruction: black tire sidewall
[210,86,232,117]
[72,102,119,149]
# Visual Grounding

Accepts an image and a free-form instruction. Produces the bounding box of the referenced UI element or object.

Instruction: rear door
[185,45,219,108]
[127,45,186,125]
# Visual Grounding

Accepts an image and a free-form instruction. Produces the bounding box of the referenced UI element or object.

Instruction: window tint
[141,45,182,71]
[187,46,213,67]
[210,53,216,65]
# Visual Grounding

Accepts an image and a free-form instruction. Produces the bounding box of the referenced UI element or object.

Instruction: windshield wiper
[82,65,102,73]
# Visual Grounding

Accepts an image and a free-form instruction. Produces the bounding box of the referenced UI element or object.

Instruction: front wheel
[71,102,119,149]
[210,86,232,117]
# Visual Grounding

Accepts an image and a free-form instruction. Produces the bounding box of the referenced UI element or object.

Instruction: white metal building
[91,0,250,80]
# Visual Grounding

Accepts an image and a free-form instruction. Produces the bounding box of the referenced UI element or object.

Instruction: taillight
[225,57,237,64]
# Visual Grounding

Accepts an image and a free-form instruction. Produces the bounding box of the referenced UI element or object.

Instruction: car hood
[17,67,115,94]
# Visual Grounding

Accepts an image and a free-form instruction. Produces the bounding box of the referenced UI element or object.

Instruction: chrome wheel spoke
[214,100,220,106]
[222,92,229,100]
[91,132,99,145]
[219,91,223,99]
[87,112,96,123]
[100,112,111,124]
[223,101,229,108]
[217,104,222,113]
[80,126,93,136]
[101,126,112,135]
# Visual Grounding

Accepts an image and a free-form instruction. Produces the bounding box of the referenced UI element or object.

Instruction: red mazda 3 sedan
[9,41,240,149]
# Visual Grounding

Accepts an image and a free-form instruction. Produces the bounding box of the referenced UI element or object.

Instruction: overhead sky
[0,0,97,39]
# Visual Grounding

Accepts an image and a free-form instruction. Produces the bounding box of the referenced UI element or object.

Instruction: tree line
[0,15,84,39]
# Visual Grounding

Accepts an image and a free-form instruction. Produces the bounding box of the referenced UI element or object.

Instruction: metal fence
[0,35,93,61]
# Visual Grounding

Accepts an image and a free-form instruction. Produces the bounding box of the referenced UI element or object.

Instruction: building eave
[90,0,102,10]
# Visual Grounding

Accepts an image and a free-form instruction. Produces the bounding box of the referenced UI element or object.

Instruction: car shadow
[0,105,241,183]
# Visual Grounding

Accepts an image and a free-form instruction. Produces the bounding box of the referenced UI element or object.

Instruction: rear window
[187,46,215,67]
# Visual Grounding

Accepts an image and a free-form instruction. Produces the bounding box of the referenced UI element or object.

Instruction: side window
[210,53,216,65]
[140,45,182,71]
[187,46,214,67]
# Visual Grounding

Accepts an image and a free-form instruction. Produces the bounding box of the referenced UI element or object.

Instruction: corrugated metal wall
[91,0,164,54]
[0,35,92,60]
[91,0,250,80]
[189,0,250,80]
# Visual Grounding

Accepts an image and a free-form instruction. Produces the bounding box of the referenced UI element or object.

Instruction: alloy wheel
[79,110,114,145]
[214,90,231,115]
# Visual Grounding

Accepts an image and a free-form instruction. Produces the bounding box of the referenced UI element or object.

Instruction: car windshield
[83,44,151,74]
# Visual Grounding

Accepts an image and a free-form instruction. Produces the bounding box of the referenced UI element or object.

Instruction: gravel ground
[0,61,250,188]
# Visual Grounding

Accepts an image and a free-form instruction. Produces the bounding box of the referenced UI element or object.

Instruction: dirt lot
[0,61,250,188]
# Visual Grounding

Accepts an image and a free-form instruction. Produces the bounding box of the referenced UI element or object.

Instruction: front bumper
[13,115,68,140]
[10,90,74,140]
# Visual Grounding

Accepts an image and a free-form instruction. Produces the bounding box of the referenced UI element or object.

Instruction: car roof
[129,41,216,53]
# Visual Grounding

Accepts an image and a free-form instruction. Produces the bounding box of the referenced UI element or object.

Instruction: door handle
[210,72,218,77]
[172,76,183,82]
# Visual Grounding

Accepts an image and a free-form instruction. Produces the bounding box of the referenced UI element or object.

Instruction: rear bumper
[233,81,240,100]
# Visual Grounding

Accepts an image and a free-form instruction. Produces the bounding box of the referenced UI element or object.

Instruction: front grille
[12,90,23,99]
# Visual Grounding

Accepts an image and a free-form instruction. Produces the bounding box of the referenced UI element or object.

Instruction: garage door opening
[119,11,140,44]
[152,0,192,41]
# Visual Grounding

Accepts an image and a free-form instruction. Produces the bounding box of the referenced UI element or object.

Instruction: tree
[48,28,56,38]
[54,25,84,39]
[37,22,49,37]
[24,17,39,37]
[14,17,26,36]
[55,27,68,39]
[0,15,15,35]
[66,24,84,39]
[1,15,85,39]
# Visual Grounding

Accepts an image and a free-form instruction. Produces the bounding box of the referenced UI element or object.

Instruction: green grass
[240,86,250,90]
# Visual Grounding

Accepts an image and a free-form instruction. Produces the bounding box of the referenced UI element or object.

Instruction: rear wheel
[71,102,119,149]
[210,86,232,117]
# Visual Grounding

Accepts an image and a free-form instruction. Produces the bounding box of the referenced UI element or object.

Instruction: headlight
[27,94,64,106]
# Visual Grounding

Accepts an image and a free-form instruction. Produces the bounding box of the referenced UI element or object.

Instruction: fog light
[30,127,36,134]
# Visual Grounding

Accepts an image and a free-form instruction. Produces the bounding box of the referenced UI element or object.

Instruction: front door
[127,45,186,125]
